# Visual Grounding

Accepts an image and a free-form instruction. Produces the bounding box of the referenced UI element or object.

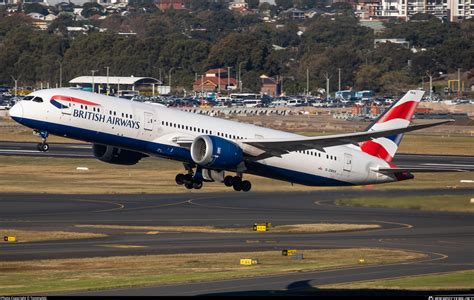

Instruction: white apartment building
[358,0,473,21]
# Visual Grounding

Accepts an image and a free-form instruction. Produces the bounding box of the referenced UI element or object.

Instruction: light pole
[457,68,462,97]
[200,74,204,101]
[105,66,110,95]
[324,72,332,100]
[306,68,309,96]
[227,66,231,92]
[169,67,175,94]
[426,71,433,101]
[338,68,341,91]
[91,70,98,93]
[10,75,20,97]
[238,62,244,92]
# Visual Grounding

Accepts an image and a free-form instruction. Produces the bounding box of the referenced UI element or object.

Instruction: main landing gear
[224,174,252,192]
[174,164,252,192]
[175,173,203,190]
[34,130,49,152]
[175,163,203,190]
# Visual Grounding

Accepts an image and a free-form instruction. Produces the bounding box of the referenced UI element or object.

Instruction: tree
[354,65,382,91]
[379,70,414,95]
[245,0,259,10]
[81,3,104,18]
[23,3,49,16]
[275,0,293,10]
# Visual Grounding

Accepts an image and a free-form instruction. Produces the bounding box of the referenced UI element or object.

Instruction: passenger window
[32,97,43,103]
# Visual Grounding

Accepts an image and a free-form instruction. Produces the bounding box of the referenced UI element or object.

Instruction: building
[260,75,281,97]
[193,68,238,94]
[356,0,474,21]
[69,76,162,95]
[155,0,187,11]
[374,38,410,48]
[228,0,248,11]
[356,0,382,20]
[96,0,128,5]
[281,8,306,19]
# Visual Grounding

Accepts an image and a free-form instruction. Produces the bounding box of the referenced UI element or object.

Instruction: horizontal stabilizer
[376,167,474,173]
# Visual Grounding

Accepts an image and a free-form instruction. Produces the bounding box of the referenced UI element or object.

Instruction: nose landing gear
[34,130,49,152]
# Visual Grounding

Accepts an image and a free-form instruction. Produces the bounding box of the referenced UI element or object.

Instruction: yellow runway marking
[76,200,125,213]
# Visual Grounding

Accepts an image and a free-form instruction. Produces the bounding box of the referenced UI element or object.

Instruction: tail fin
[360,90,424,162]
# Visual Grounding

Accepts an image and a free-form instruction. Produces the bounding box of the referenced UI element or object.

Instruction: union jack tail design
[360,90,424,162]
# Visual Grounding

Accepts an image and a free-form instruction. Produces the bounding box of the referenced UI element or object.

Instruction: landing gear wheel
[175,174,185,185]
[192,181,203,189]
[233,180,242,192]
[37,143,49,152]
[241,180,251,192]
[184,174,193,183]
[185,182,193,189]
[224,176,234,187]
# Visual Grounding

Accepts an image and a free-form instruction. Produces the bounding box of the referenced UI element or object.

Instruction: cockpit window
[23,96,34,101]
[32,97,43,103]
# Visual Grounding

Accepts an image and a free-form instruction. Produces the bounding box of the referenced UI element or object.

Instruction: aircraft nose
[9,101,23,121]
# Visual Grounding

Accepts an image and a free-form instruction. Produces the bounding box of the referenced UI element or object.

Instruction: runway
[1,190,473,295]
[1,141,474,170]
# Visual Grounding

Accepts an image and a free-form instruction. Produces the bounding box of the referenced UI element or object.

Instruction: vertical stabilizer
[360,90,424,162]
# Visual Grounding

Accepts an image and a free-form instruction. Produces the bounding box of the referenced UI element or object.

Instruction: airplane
[8,88,471,192]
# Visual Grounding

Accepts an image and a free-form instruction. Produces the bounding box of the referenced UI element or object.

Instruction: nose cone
[9,102,23,121]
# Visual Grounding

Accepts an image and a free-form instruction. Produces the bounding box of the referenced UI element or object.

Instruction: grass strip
[318,269,474,290]
[0,248,425,295]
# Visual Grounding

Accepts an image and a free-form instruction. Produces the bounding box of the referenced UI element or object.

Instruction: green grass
[336,194,474,213]
[0,248,425,295]
[319,269,474,290]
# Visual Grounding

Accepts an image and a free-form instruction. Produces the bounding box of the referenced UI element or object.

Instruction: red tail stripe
[51,95,100,106]
[378,100,417,123]
[360,140,393,162]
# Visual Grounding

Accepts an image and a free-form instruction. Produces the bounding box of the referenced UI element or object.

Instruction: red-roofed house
[260,75,281,97]
[193,68,238,93]
[156,0,188,11]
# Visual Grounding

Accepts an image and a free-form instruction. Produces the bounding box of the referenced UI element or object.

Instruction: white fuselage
[9,88,397,186]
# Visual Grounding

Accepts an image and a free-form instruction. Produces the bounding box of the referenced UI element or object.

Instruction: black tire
[233,181,242,192]
[185,182,193,189]
[241,180,251,192]
[184,174,193,182]
[37,143,43,151]
[193,181,203,189]
[233,176,242,184]
[38,143,49,152]
[224,176,234,187]
[175,174,185,185]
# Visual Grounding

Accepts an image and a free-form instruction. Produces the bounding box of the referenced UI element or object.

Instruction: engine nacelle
[190,135,243,170]
[92,144,146,165]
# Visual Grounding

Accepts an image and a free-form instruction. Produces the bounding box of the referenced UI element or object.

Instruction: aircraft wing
[376,167,474,173]
[240,120,453,158]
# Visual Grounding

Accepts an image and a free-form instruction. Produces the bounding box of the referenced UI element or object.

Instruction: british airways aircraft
[8,88,467,192]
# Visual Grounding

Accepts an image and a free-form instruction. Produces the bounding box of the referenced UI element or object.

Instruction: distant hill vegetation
[0,4,472,95]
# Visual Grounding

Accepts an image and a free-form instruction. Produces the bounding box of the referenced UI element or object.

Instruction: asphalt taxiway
[1,190,473,295]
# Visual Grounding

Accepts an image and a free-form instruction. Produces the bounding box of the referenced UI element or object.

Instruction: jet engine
[190,135,243,170]
[92,144,147,165]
